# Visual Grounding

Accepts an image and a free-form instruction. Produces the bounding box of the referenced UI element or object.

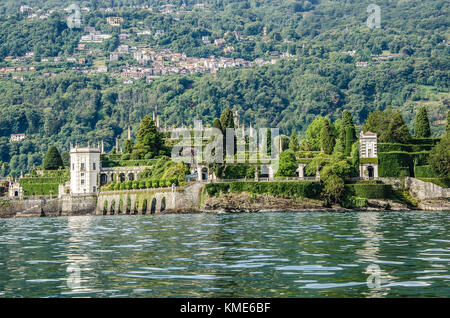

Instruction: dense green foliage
[378,152,413,177]
[138,155,189,184]
[42,146,64,170]
[428,133,450,179]
[0,0,448,178]
[322,174,345,204]
[345,184,392,199]
[205,181,322,199]
[19,176,67,196]
[414,107,431,138]
[320,118,335,155]
[275,150,297,177]
[222,164,255,179]
[134,115,165,159]
[414,165,439,178]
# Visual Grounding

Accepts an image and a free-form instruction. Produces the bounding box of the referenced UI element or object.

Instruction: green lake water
[0,211,449,297]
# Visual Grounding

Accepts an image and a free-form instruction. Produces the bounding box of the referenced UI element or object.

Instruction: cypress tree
[43,146,64,170]
[414,106,431,138]
[212,118,223,133]
[219,107,235,130]
[344,125,356,156]
[342,110,354,127]
[124,139,134,154]
[383,111,411,143]
[321,118,335,155]
[337,110,355,155]
[135,115,164,159]
[289,129,299,152]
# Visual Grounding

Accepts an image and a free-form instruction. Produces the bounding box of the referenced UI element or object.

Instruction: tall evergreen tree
[219,108,236,158]
[212,118,223,133]
[134,115,164,159]
[342,110,353,126]
[382,111,411,143]
[428,133,450,179]
[344,125,356,156]
[321,118,335,155]
[124,139,134,154]
[414,106,431,138]
[288,129,299,152]
[219,107,235,130]
[43,146,63,170]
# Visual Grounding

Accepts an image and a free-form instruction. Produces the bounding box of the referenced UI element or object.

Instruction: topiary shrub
[378,152,413,177]
[345,184,392,199]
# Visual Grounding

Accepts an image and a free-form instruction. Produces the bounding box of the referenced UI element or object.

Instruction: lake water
[0,211,449,298]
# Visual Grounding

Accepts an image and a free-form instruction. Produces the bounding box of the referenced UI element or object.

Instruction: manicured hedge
[378,151,431,177]
[20,177,68,184]
[378,152,413,177]
[408,138,440,145]
[223,164,255,179]
[378,143,434,153]
[205,181,322,199]
[360,157,378,164]
[102,177,179,191]
[101,158,158,168]
[345,184,392,199]
[21,183,60,196]
[414,165,439,178]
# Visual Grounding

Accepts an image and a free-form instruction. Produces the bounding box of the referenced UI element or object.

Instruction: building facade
[359,131,379,179]
[70,146,101,194]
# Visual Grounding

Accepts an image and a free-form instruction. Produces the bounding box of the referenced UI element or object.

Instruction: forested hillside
[0,0,448,177]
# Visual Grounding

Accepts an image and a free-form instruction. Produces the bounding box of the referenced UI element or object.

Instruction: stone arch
[103,200,108,215]
[368,166,374,179]
[160,197,166,212]
[200,167,208,181]
[100,173,108,186]
[142,199,148,214]
[119,173,126,182]
[128,173,135,181]
[125,195,131,214]
[134,199,139,215]
[110,200,116,215]
[150,198,157,214]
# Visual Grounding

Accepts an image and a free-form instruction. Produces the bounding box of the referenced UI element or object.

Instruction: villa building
[359,131,379,179]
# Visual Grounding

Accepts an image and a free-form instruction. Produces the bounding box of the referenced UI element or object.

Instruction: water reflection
[0,211,448,297]
[356,213,393,297]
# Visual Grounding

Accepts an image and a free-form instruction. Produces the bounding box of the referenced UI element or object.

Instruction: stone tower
[359,131,378,179]
[70,145,101,194]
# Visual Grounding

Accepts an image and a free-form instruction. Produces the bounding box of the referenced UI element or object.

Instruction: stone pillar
[197,166,203,181]
[315,165,320,181]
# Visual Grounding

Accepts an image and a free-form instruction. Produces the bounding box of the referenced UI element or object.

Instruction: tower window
[81,179,85,186]
[80,163,85,170]
[93,163,96,170]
